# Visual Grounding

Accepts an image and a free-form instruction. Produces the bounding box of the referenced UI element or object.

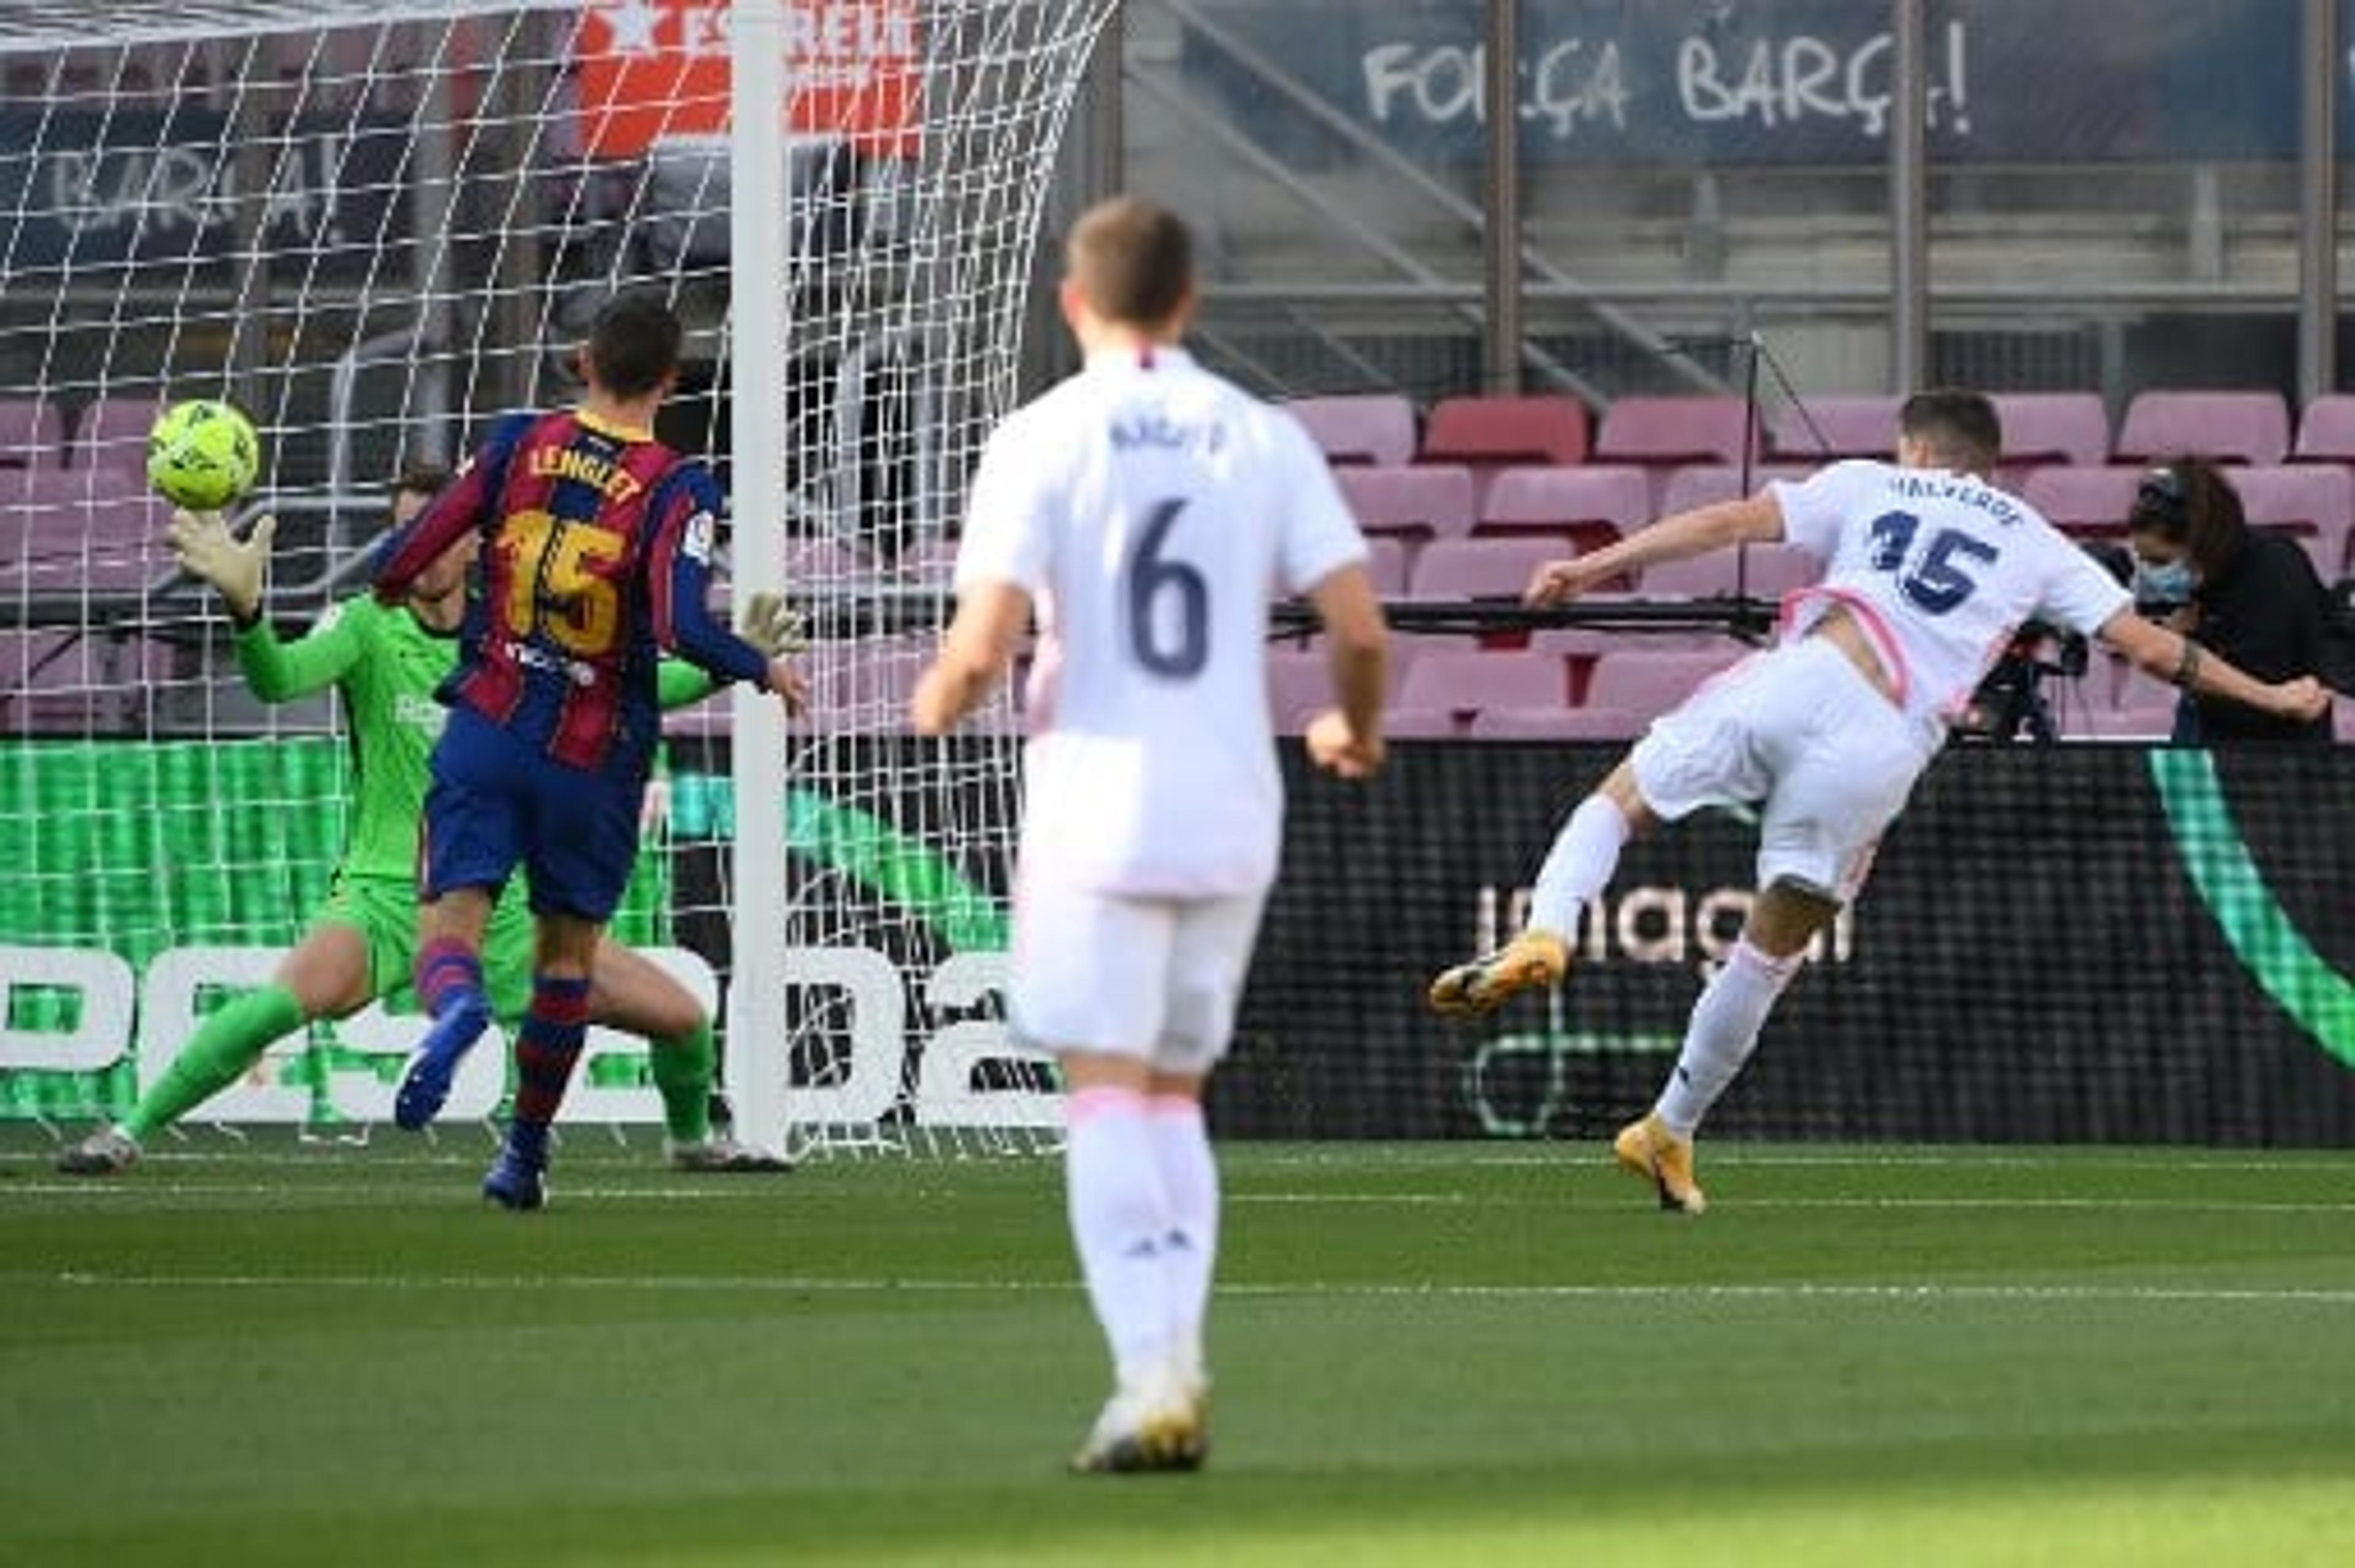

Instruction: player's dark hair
[1898,389,2002,478]
[391,463,450,508]
[1066,197,1194,328]
[585,293,684,399]
[2130,454,2247,578]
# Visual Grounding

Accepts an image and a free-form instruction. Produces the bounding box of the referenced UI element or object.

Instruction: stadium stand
[1991,392,2112,468]
[0,399,64,468]
[1593,395,1760,470]
[2113,389,2291,466]
[2290,392,2355,462]
[1407,536,1568,602]
[1769,394,1899,460]
[2226,464,2353,578]
[1285,394,1417,467]
[1332,464,1475,547]
[1473,464,1650,556]
[1396,648,1569,722]
[1420,394,1590,468]
[1583,647,1747,727]
[1633,543,1819,599]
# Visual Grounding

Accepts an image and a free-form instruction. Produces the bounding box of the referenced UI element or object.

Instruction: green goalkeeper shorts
[316,873,535,1023]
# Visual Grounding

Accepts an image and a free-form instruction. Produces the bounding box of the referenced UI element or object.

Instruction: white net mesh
[0,1,1115,1154]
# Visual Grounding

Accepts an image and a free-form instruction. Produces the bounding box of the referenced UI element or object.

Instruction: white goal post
[0,0,1117,1156]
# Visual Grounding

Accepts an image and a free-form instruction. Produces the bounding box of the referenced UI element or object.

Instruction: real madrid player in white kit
[1430,390,2330,1215]
[912,197,1389,1472]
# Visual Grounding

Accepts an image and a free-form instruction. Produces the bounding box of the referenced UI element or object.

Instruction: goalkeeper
[56,472,795,1176]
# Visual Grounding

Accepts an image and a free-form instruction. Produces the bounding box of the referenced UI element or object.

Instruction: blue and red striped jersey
[373,409,771,779]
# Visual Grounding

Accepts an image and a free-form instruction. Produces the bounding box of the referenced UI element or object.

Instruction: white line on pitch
[20,1272,2355,1307]
[1229,1193,2355,1214]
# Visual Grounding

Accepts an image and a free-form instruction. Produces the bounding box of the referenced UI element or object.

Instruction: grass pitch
[2,1130,2350,1566]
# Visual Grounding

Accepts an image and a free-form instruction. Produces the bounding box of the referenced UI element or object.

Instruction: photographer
[2126,457,2343,745]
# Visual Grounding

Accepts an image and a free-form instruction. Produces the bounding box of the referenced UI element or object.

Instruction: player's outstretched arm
[1528,495,1783,605]
[2099,609,2331,723]
[912,580,1029,736]
[654,592,807,711]
[170,508,362,701]
[1301,561,1387,779]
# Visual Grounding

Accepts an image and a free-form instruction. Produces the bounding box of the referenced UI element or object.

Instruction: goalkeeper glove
[737,589,807,657]
[168,508,275,625]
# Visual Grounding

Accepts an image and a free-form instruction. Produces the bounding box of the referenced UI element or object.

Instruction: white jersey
[955,346,1369,897]
[1770,460,2132,735]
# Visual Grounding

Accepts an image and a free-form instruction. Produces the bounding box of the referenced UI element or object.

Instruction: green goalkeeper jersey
[234,595,718,882]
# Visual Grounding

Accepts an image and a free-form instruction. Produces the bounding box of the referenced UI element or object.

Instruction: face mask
[2133,558,2196,605]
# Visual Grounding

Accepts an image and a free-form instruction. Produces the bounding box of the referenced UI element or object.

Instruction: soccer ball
[147,399,261,511]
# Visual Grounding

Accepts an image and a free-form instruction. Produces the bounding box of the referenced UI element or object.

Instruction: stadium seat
[0,467,175,595]
[0,399,64,468]
[1406,537,1565,602]
[1991,392,2111,469]
[1396,649,1568,719]
[0,629,177,733]
[1583,648,1747,725]
[1333,464,1474,546]
[66,397,167,477]
[1528,614,1723,662]
[812,635,933,733]
[1474,465,1649,556]
[1285,394,1417,467]
[2336,697,2355,744]
[2021,465,2145,538]
[2227,464,2353,578]
[784,534,882,587]
[1636,543,1819,600]
[1265,648,1334,733]
[1420,394,1590,468]
[1363,534,1410,597]
[1656,463,1812,515]
[1385,706,1468,738]
[1769,394,1899,461]
[2290,393,2355,462]
[1593,395,1760,468]
[1470,706,1642,741]
[2114,390,2291,467]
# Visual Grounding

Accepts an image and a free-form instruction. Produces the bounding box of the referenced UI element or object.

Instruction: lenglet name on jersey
[1108,413,1227,457]
[528,445,644,503]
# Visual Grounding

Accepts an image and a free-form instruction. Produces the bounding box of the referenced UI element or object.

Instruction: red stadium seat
[2291,394,2355,462]
[2115,390,2290,466]
[2021,465,2145,540]
[1470,706,1642,741]
[1594,395,1760,468]
[1421,394,1590,468]
[2227,464,2353,579]
[1992,392,2112,469]
[1406,537,1565,602]
[0,629,177,733]
[1769,394,1901,461]
[1636,543,1819,600]
[1285,394,1417,467]
[0,466,175,595]
[67,397,168,477]
[1474,464,1649,554]
[1397,649,1569,719]
[1332,465,1474,546]
[1583,648,1747,725]
[0,398,65,468]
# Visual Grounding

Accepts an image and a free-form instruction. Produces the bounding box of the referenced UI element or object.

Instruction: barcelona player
[374,294,805,1209]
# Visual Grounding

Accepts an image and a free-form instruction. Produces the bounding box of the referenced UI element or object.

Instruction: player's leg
[57,916,374,1174]
[1127,887,1269,1471]
[586,938,788,1171]
[1016,879,1197,1473]
[1431,758,1654,1013]
[392,885,497,1130]
[397,713,529,1129]
[481,776,640,1209]
[1620,664,1923,1212]
[1617,878,1832,1215]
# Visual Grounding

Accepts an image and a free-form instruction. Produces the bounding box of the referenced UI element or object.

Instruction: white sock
[1529,795,1631,940]
[1654,940,1801,1138]
[1147,1096,1218,1387]
[1065,1085,1173,1386]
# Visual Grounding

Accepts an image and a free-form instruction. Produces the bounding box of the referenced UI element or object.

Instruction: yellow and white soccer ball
[147,398,261,511]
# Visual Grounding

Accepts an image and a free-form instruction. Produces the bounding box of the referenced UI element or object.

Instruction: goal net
[0,0,1116,1157]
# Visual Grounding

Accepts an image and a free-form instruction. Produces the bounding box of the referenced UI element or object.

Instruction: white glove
[168,508,275,622]
[736,589,806,657]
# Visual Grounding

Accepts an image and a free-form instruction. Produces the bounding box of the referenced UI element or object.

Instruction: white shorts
[1008,875,1269,1075]
[1629,638,1936,901]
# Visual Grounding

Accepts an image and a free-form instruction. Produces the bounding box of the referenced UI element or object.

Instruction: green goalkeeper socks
[121,984,310,1141]
[650,1017,717,1144]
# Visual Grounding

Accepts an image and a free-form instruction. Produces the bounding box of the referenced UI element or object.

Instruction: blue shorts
[421,705,645,922]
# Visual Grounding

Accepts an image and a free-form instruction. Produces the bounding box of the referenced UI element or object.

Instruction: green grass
[2,1131,2351,1565]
